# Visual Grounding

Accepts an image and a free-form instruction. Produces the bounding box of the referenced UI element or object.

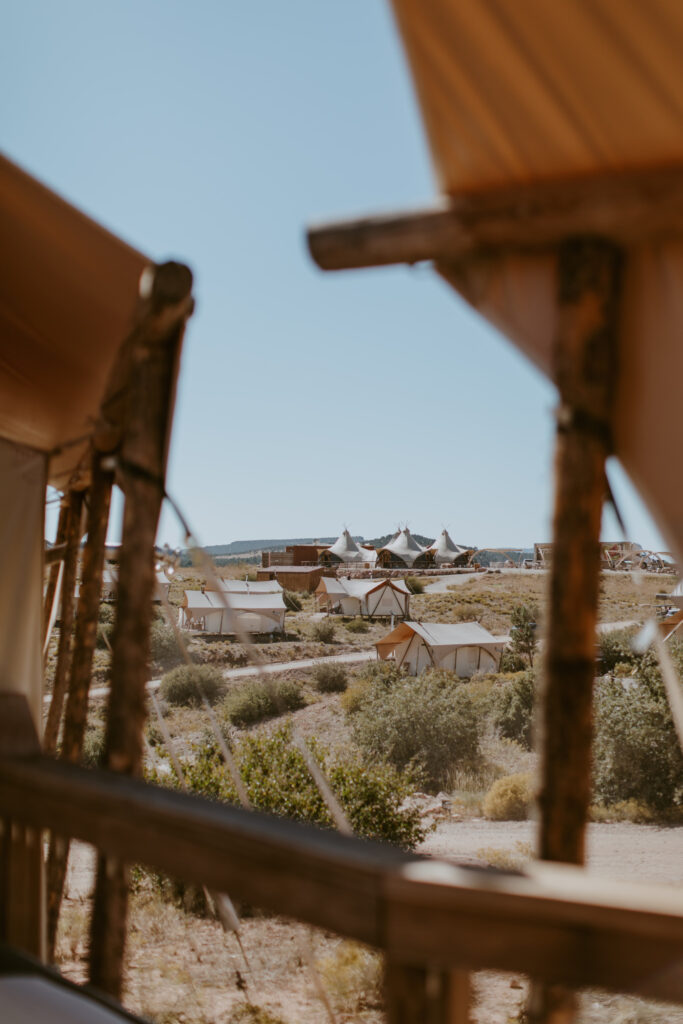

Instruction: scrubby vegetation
[221,677,305,726]
[149,619,178,666]
[312,662,348,693]
[348,668,480,791]
[483,772,534,820]
[311,620,336,643]
[404,576,424,595]
[168,724,427,850]
[509,603,539,667]
[491,670,535,750]
[159,664,224,707]
[283,589,302,612]
[344,616,369,634]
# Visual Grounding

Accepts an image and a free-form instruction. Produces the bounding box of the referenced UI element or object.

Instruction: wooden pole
[385,962,470,1024]
[42,500,69,657]
[89,262,193,999]
[46,452,114,960]
[43,488,84,755]
[532,238,623,1023]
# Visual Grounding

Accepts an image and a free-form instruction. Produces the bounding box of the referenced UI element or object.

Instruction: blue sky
[3,1,665,551]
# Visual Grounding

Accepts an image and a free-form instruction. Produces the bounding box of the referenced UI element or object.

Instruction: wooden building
[256,564,326,593]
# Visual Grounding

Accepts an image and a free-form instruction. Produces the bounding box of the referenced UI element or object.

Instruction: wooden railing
[1,749,683,1019]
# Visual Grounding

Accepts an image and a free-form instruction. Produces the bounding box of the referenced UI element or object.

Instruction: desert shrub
[491,671,536,750]
[181,724,426,849]
[311,619,336,643]
[98,603,115,624]
[345,617,369,634]
[221,677,304,726]
[593,666,683,811]
[350,670,480,791]
[483,772,534,820]
[317,941,383,1012]
[159,663,224,707]
[498,649,527,673]
[96,622,113,650]
[283,589,302,612]
[509,603,539,667]
[149,619,178,666]
[405,576,424,595]
[313,663,348,693]
[597,628,637,673]
[82,726,106,768]
[341,661,404,715]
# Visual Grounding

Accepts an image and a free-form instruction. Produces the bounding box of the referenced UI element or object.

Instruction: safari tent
[427,530,472,567]
[377,527,433,568]
[205,577,283,594]
[375,620,508,676]
[315,576,411,618]
[180,589,286,634]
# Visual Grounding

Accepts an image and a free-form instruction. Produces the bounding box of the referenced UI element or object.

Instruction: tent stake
[532,238,622,1023]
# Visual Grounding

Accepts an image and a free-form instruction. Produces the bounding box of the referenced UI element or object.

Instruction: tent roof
[183,590,286,612]
[379,528,425,565]
[341,577,411,598]
[427,529,469,561]
[391,0,683,195]
[375,619,508,658]
[0,155,148,487]
[208,579,283,594]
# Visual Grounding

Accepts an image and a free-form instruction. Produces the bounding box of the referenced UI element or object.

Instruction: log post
[532,238,623,1022]
[43,488,84,755]
[46,452,114,960]
[42,500,69,657]
[89,262,193,999]
[385,962,470,1024]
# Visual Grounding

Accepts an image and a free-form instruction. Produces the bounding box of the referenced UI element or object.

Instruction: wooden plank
[43,488,84,755]
[1,755,683,1002]
[307,165,683,271]
[42,502,69,651]
[90,261,193,998]
[385,962,470,1024]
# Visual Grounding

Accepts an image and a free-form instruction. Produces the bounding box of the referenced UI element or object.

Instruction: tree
[510,603,538,667]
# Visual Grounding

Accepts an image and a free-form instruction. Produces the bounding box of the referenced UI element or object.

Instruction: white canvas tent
[315,577,411,618]
[180,589,286,635]
[378,528,432,569]
[375,620,508,677]
[427,530,472,567]
[321,530,378,567]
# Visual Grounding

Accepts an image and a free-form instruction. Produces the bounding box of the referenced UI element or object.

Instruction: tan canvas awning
[0,153,148,487]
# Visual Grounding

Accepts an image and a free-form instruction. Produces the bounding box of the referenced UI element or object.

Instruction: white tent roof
[379,528,426,566]
[341,577,411,598]
[427,530,470,564]
[208,578,283,594]
[327,530,365,562]
[183,590,286,613]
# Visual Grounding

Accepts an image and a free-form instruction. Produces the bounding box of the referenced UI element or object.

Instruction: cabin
[179,589,286,634]
[375,621,508,677]
[315,577,411,618]
[256,564,325,593]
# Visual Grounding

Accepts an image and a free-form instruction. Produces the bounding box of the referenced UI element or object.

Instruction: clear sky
[3,1,666,551]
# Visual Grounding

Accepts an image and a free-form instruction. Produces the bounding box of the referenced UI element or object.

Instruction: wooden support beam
[46,452,114,961]
[42,503,69,654]
[307,165,683,271]
[385,962,470,1024]
[2,755,683,1002]
[43,489,84,755]
[89,262,193,999]
[533,238,623,1022]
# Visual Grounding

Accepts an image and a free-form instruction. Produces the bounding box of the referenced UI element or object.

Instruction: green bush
[98,603,116,624]
[159,664,224,707]
[180,724,427,849]
[597,628,637,673]
[221,677,305,726]
[149,619,178,666]
[498,649,527,673]
[482,772,534,821]
[312,663,348,693]
[311,619,336,643]
[593,664,683,811]
[82,726,106,768]
[404,576,424,595]
[350,669,480,791]
[345,617,369,634]
[491,671,535,750]
[283,589,302,612]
